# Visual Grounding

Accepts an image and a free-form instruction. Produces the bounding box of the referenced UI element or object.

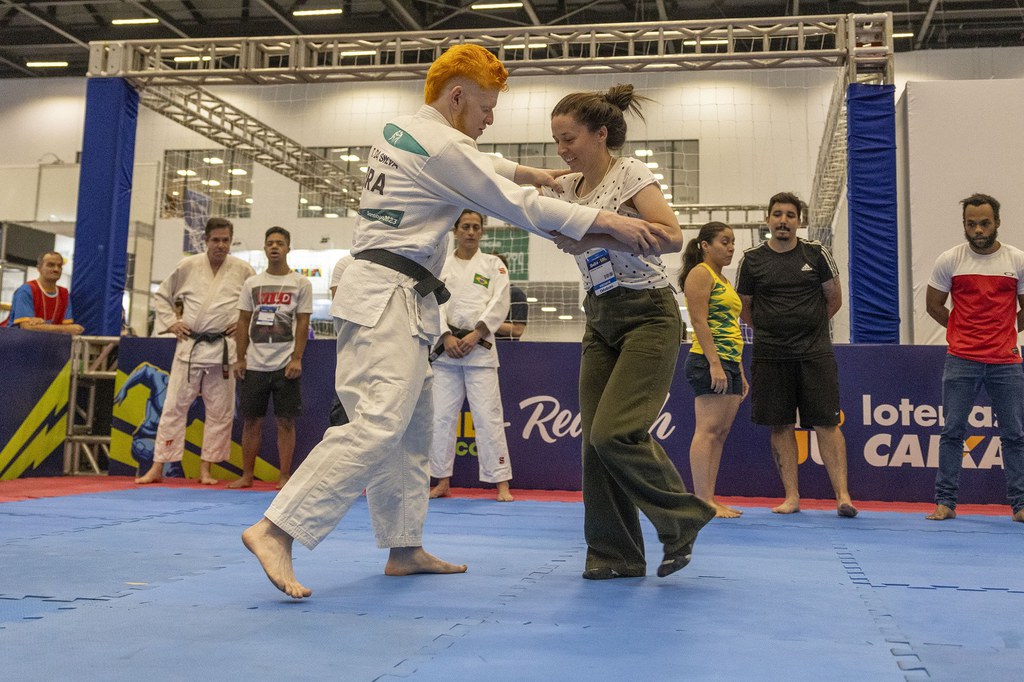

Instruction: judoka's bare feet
[1013,509,1024,523]
[926,504,956,520]
[429,478,450,499]
[772,497,800,514]
[496,481,514,502]
[837,502,859,518]
[227,476,253,489]
[384,547,467,576]
[711,501,742,518]
[135,462,163,484]
[199,461,219,485]
[276,474,290,490]
[242,518,312,599]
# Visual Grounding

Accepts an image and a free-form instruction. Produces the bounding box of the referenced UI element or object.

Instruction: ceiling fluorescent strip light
[293,8,344,16]
[472,3,524,9]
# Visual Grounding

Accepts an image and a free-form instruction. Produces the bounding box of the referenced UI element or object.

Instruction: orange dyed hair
[424,44,509,103]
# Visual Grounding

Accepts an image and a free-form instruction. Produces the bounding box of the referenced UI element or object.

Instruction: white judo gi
[152,253,255,464]
[430,251,512,483]
[265,105,601,550]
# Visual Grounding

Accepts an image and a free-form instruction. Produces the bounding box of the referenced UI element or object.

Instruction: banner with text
[107,340,1011,506]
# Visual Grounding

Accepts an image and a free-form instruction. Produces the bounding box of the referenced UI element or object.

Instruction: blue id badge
[586,249,619,295]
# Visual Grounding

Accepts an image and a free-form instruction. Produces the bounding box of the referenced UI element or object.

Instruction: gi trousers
[429,363,512,483]
[153,359,234,463]
[266,287,433,550]
[580,287,715,575]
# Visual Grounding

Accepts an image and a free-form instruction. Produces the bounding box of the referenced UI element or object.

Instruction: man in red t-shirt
[925,193,1024,522]
[4,251,84,335]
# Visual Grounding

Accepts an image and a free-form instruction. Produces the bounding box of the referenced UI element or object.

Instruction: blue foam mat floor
[1,488,1022,681]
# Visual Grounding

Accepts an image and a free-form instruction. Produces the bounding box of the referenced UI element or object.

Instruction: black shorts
[750,356,841,427]
[684,353,744,396]
[238,368,302,419]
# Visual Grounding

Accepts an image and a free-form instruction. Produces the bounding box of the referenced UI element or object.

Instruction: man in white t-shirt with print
[231,227,313,489]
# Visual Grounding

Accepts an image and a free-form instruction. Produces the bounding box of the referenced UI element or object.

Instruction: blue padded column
[846,82,899,343]
[72,78,139,336]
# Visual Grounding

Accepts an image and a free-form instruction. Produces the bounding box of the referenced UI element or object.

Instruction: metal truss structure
[138,85,362,208]
[64,336,119,475]
[87,14,895,231]
[89,15,894,85]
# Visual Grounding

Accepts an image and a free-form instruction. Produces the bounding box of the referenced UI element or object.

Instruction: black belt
[353,249,450,304]
[188,330,230,379]
[428,325,493,363]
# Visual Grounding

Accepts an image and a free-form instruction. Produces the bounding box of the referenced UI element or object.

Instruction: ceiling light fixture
[26,61,69,68]
[893,32,914,39]
[340,50,376,57]
[471,2,524,9]
[112,18,160,25]
[293,8,343,16]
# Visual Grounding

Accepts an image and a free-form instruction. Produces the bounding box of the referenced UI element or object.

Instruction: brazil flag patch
[473,273,490,287]
[383,124,429,157]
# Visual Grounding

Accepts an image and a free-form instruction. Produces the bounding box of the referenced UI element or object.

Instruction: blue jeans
[935,355,1024,513]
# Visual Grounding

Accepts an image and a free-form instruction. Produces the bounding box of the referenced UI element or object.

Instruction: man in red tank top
[4,251,83,334]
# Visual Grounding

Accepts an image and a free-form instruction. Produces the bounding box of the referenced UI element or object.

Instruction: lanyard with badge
[586,249,619,295]
[256,284,285,326]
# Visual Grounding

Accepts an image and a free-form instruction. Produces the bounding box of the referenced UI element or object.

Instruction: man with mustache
[736,191,857,518]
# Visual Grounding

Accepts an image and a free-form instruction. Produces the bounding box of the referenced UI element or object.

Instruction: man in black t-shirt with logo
[735,191,857,518]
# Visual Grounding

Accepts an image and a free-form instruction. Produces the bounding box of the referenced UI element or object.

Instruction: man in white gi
[242,44,674,599]
[136,217,256,485]
[429,209,514,501]
[229,226,312,489]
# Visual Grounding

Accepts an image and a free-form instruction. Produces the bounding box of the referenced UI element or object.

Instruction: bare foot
[135,462,163,484]
[926,504,956,521]
[384,546,467,576]
[227,477,253,489]
[711,501,742,518]
[241,518,312,599]
[276,475,290,490]
[772,498,800,514]
[1013,509,1024,523]
[199,461,219,485]
[837,502,859,518]
[496,481,514,502]
[429,478,450,499]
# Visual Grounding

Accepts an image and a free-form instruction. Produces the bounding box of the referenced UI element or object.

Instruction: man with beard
[735,191,857,518]
[926,193,1024,522]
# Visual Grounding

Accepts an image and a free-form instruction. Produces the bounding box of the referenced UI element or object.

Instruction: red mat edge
[0,476,1013,517]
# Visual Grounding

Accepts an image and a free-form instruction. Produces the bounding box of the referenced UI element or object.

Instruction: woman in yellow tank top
[680,222,748,518]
